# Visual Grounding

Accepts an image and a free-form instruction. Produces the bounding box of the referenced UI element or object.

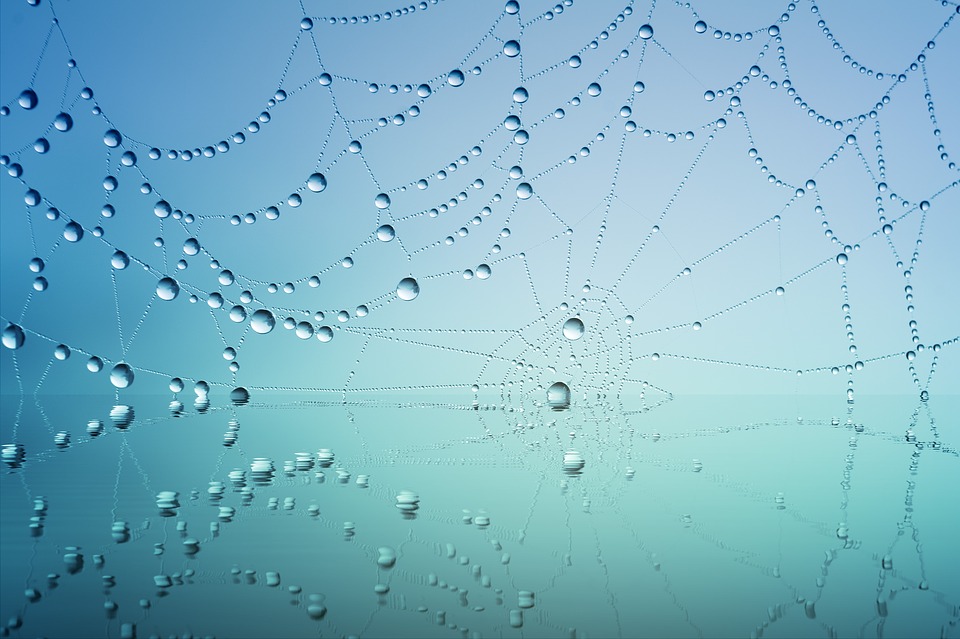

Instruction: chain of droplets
[305,0,446,27]
[677,0,793,41]
[920,61,959,171]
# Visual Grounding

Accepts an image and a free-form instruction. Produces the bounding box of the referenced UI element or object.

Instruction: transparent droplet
[447,70,465,87]
[512,87,529,103]
[639,24,654,39]
[53,112,73,132]
[516,182,533,199]
[63,221,83,242]
[157,277,180,301]
[87,356,104,373]
[18,89,38,110]
[396,277,420,301]
[2,324,26,350]
[694,20,707,33]
[110,363,135,389]
[376,224,395,241]
[374,193,391,209]
[587,83,602,97]
[103,129,122,148]
[307,173,327,192]
[476,264,491,279]
[250,309,276,334]
[503,40,520,57]
[562,317,584,340]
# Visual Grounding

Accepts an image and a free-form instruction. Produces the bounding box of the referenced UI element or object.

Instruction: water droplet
[63,221,83,242]
[516,182,533,199]
[156,277,180,301]
[307,173,327,192]
[562,317,584,340]
[103,129,122,148]
[503,40,520,57]
[2,324,26,350]
[587,83,602,97]
[568,55,581,68]
[18,89,39,110]
[639,24,654,39]
[694,20,707,33]
[374,193,391,209]
[836,253,848,265]
[53,112,73,132]
[447,70,465,87]
[397,277,420,301]
[547,382,570,409]
[376,224,395,241]
[110,363,135,389]
[250,309,276,334]
[512,87,529,103]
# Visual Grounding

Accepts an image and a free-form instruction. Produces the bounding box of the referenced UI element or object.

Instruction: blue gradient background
[1,1,958,638]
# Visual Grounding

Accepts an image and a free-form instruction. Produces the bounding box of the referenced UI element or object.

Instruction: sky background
[1,0,957,401]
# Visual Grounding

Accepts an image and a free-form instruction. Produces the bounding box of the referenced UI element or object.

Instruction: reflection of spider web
[1,0,959,637]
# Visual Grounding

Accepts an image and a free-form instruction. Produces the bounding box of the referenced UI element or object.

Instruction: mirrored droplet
[804,601,816,619]
[19,89,39,109]
[547,382,571,410]
[110,405,134,428]
[111,521,130,543]
[2,324,25,350]
[510,609,523,628]
[103,129,122,148]
[307,173,327,192]
[307,602,327,620]
[64,550,83,574]
[110,364,135,389]
[447,70,465,87]
[2,443,26,468]
[265,571,281,587]
[518,591,535,609]
[377,547,397,568]
[374,193,391,209]
[396,490,420,517]
[230,387,250,405]
[639,24,654,39]
[562,317,584,340]
[563,450,585,475]
[881,555,893,570]
[317,449,335,468]
[250,309,276,334]
[156,277,180,301]
[397,277,420,301]
[53,112,73,132]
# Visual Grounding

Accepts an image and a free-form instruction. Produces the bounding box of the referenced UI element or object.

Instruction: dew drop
[639,24,654,39]
[397,277,420,301]
[2,324,26,350]
[562,317,584,340]
[250,309,276,334]
[307,173,327,192]
[110,363,135,389]
[156,277,180,301]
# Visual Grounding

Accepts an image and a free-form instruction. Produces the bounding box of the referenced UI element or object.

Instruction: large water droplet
[397,277,420,301]
[110,363,135,389]
[307,173,327,192]
[156,277,180,301]
[447,70,465,87]
[562,317,584,340]
[376,224,395,241]
[374,193,391,209]
[53,112,73,132]
[2,324,26,350]
[250,309,276,334]
[18,89,38,110]
[639,24,654,39]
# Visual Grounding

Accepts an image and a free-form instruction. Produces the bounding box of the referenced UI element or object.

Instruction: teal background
[1,1,958,637]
